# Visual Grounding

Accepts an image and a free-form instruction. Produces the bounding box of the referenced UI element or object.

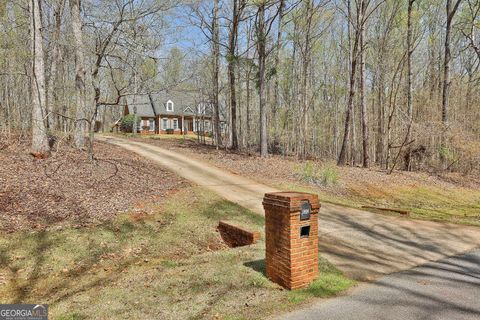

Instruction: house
[121,91,223,135]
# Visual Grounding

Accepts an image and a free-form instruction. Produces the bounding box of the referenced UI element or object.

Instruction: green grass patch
[0,187,352,319]
[160,260,178,268]
[277,180,480,227]
[277,182,356,208]
[288,257,355,304]
[295,161,340,186]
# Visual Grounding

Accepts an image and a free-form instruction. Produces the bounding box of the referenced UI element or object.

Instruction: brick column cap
[263,192,320,211]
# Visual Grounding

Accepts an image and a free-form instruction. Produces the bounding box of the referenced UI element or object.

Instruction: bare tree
[228,0,246,150]
[213,0,221,149]
[272,0,285,148]
[256,1,268,158]
[359,0,369,167]
[442,0,463,126]
[338,0,360,166]
[3,0,480,175]
[338,0,384,166]
[406,0,415,122]
[30,0,50,156]
[70,0,88,149]
[46,0,65,130]
[461,0,480,60]
[440,0,463,167]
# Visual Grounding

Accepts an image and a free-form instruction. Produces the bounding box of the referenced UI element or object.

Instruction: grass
[0,187,354,320]
[295,161,339,186]
[277,180,480,227]
[288,256,355,304]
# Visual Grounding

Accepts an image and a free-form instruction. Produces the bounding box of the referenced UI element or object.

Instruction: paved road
[99,135,480,281]
[279,249,480,320]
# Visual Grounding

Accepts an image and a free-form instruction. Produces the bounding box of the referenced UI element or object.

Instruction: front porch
[138,115,212,135]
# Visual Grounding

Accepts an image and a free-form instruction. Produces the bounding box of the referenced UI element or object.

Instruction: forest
[0,0,479,174]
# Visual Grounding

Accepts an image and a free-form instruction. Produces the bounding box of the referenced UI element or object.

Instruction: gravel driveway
[99,135,480,281]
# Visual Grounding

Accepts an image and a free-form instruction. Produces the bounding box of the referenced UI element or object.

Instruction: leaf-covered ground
[0,137,188,232]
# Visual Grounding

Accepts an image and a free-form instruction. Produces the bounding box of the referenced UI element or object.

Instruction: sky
[160,5,212,59]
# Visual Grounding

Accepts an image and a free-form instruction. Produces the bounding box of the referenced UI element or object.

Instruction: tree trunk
[228,0,243,150]
[213,0,221,149]
[246,66,251,154]
[403,0,415,170]
[30,0,50,155]
[70,0,88,149]
[245,26,252,154]
[441,0,462,167]
[257,2,268,158]
[359,0,369,167]
[375,58,385,166]
[301,0,313,159]
[338,0,359,166]
[407,0,414,122]
[46,0,65,130]
[272,0,285,148]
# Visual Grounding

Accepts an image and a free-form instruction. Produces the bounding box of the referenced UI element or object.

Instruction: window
[197,103,205,114]
[166,100,174,112]
[173,119,178,130]
[162,118,168,130]
[149,119,155,131]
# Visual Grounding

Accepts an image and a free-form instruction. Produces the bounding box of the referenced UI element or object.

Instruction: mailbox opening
[300,225,311,238]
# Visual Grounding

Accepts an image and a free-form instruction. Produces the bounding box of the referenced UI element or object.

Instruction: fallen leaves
[0,139,189,233]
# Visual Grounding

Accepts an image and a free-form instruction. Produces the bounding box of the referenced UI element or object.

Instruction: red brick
[217,221,261,247]
[264,192,320,290]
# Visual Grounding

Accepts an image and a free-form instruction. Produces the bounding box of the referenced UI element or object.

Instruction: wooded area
[0,0,479,174]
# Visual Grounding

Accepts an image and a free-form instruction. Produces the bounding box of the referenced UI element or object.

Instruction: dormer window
[166,100,174,112]
[197,103,205,114]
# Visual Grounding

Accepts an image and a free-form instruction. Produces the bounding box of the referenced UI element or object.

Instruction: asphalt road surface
[279,249,480,320]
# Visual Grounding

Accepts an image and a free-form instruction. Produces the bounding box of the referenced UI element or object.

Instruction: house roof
[124,90,220,119]
[125,95,155,117]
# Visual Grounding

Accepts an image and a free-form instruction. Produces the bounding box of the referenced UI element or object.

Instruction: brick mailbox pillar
[263,192,320,290]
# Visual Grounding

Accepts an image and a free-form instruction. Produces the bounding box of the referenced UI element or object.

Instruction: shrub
[319,165,339,186]
[120,114,140,133]
[297,161,316,182]
[296,161,339,186]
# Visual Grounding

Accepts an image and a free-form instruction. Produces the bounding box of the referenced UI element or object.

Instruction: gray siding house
[120,91,222,135]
